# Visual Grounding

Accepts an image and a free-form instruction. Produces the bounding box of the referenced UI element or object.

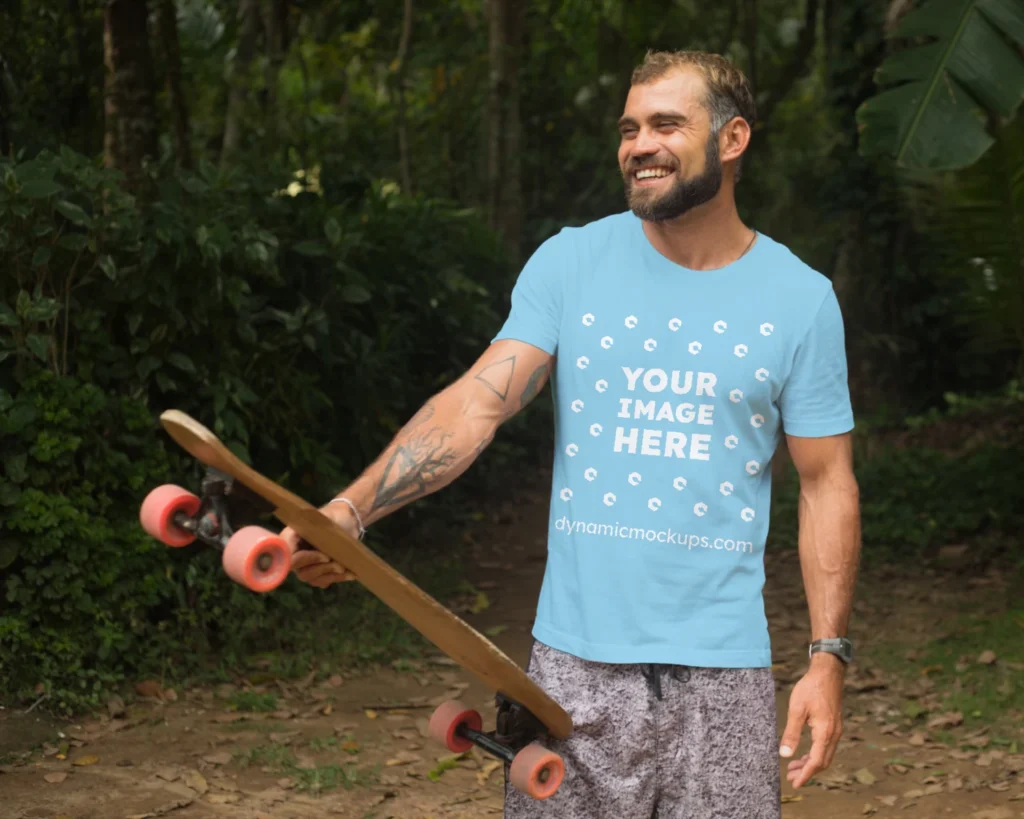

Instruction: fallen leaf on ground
[365,709,378,720]
[977,650,997,665]
[136,680,163,698]
[107,696,126,719]
[876,795,898,806]
[970,809,1013,819]
[863,804,877,816]
[328,675,343,687]
[908,732,928,746]
[183,771,208,795]
[202,752,232,765]
[44,772,68,784]
[477,760,502,784]
[206,793,240,805]
[386,751,422,767]
[781,795,803,803]
[72,755,100,766]
[855,768,877,785]
[927,712,963,729]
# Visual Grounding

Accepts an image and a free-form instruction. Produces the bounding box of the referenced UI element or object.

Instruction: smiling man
[285,50,861,819]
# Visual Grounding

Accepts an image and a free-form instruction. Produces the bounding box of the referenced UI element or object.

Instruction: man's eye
[657,122,675,130]
[620,128,637,137]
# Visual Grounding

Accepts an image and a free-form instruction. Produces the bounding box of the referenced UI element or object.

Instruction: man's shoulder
[542,211,633,248]
[755,234,834,296]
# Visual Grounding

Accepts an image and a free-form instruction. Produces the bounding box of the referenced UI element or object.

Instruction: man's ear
[719,117,751,165]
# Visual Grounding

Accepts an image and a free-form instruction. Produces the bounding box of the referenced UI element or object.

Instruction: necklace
[739,229,758,259]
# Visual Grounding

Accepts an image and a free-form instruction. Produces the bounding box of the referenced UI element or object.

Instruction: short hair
[631,50,757,177]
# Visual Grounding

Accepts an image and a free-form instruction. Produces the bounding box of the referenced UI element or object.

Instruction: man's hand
[779,655,845,788]
[282,503,359,588]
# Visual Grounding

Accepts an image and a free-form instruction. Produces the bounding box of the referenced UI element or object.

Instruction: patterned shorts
[504,641,781,819]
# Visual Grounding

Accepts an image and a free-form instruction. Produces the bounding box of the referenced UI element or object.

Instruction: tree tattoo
[519,362,550,408]
[371,427,458,511]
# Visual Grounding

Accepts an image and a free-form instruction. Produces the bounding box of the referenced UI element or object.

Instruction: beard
[623,134,723,222]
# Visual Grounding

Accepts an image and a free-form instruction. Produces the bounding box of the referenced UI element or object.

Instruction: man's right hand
[283,502,360,588]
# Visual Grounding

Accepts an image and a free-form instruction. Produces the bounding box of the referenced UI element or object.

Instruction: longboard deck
[160,410,572,739]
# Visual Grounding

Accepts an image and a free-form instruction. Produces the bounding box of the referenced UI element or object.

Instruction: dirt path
[2,494,1022,819]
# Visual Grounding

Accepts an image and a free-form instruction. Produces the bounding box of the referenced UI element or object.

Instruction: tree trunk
[0,52,11,157]
[221,0,261,167]
[262,0,289,119]
[103,0,159,188]
[157,0,191,169]
[394,0,414,194]
[744,0,758,94]
[486,0,524,262]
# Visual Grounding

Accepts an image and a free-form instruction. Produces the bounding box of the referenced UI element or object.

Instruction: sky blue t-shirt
[492,211,854,668]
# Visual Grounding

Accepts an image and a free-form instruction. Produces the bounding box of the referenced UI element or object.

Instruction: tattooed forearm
[474,355,516,401]
[519,362,551,409]
[371,427,458,511]
[404,400,436,431]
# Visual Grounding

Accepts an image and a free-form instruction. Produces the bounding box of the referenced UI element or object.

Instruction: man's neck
[641,193,753,271]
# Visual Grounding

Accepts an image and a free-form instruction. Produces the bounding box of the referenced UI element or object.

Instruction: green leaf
[26,299,59,323]
[26,333,51,361]
[155,372,177,392]
[58,233,90,252]
[0,539,20,569]
[167,352,197,374]
[293,240,329,257]
[56,200,91,226]
[341,284,371,304]
[857,0,1024,170]
[325,218,342,246]
[19,179,62,198]
[137,356,161,381]
[15,290,30,318]
[0,303,18,327]
[0,484,20,507]
[32,246,52,267]
[98,255,117,280]
[5,453,27,483]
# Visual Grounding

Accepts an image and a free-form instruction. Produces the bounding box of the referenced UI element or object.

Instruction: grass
[227,691,278,712]
[871,607,1024,742]
[239,741,379,793]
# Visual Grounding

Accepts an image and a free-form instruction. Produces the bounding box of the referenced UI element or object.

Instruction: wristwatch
[809,637,854,664]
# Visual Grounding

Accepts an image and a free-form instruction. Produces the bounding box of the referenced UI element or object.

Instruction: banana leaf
[856,0,1024,170]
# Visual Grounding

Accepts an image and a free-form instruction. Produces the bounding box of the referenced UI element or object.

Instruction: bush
[0,147,540,711]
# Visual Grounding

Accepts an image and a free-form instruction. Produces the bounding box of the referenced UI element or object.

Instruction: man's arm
[340,338,553,527]
[778,431,861,788]
[283,339,554,585]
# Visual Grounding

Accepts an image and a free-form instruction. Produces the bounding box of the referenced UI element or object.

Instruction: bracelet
[327,497,367,540]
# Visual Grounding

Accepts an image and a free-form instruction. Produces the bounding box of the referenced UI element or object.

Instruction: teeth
[636,168,671,180]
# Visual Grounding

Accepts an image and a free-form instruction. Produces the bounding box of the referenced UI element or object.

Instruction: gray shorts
[505,641,781,819]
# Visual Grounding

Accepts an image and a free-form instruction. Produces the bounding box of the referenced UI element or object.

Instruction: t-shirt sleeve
[779,287,855,438]
[491,231,569,355]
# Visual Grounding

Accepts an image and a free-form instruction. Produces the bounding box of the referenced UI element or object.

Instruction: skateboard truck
[140,470,293,593]
[429,694,565,799]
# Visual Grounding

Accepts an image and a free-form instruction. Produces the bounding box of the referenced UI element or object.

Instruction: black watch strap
[809,637,853,664]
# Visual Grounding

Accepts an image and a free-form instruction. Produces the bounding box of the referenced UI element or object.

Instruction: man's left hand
[778,655,845,788]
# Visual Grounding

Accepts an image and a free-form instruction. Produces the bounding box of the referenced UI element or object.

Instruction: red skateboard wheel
[428,700,483,754]
[509,742,564,800]
[222,526,292,593]
[140,485,201,547]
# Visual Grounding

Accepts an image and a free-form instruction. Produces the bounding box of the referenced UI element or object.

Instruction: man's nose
[632,128,660,157]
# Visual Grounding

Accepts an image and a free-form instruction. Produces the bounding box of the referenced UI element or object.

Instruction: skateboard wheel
[222,526,292,593]
[509,743,564,800]
[428,700,482,754]
[140,484,201,547]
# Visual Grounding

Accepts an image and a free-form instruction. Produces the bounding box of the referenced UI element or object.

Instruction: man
[284,50,861,819]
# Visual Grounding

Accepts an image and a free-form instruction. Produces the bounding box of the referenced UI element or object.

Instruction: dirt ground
[2,495,1022,819]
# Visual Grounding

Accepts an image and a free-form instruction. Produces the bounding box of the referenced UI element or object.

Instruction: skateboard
[139,410,572,799]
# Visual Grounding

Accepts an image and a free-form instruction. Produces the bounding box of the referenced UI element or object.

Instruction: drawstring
[642,664,690,700]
